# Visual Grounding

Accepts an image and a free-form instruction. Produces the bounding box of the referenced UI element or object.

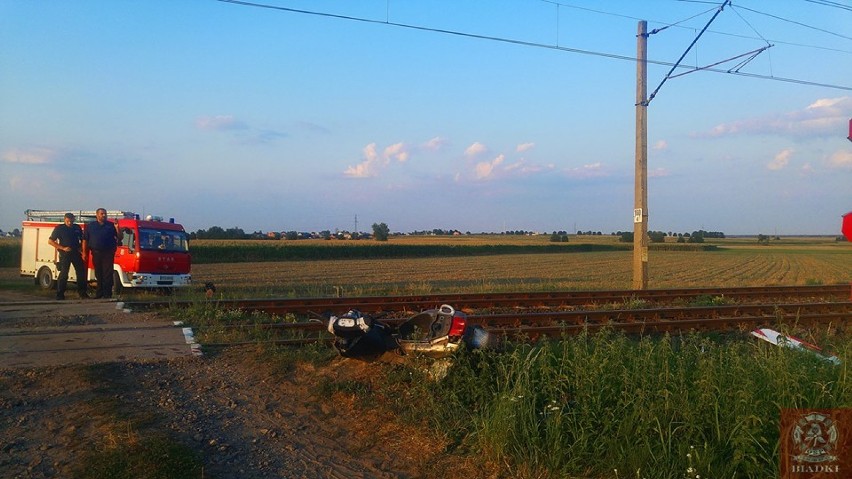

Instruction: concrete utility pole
[633,21,649,290]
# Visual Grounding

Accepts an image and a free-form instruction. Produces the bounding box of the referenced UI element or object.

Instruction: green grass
[490,332,845,478]
[317,329,850,479]
[188,242,633,264]
[73,435,204,479]
[0,239,20,268]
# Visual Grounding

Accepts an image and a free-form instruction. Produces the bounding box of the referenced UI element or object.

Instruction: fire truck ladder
[24,209,136,223]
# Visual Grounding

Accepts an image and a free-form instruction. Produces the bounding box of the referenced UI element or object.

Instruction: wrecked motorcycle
[326,304,489,359]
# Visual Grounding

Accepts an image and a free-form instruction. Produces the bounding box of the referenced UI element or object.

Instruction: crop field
[2,236,849,298]
[188,240,851,298]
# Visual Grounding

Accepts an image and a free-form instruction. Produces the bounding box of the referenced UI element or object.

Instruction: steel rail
[192,306,850,349]
[190,301,852,331]
[487,312,849,339]
[463,301,852,327]
[126,284,849,315]
[189,301,851,334]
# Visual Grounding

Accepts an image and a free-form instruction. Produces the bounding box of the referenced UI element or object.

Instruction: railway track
[127,284,850,316]
[134,284,850,347]
[4,288,847,362]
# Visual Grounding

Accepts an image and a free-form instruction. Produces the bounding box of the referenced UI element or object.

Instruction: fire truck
[20,209,192,293]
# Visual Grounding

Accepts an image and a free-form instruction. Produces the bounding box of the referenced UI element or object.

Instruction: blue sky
[1,0,850,235]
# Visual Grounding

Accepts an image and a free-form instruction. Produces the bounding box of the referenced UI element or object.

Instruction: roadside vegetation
[170,302,851,479]
[396,329,850,479]
[0,239,19,268]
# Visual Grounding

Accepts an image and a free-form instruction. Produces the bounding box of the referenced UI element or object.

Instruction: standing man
[47,213,88,300]
[82,208,123,299]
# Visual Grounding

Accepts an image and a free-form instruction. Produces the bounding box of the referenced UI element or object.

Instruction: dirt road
[0,290,497,478]
[0,296,197,369]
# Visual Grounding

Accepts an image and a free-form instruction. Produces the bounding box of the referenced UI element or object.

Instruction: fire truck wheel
[37,267,56,290]
[112,271,124,295]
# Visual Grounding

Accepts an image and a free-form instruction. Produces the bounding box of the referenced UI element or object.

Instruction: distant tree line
[611,230,727,244]
[191,226,248,240]
[409,228,464,236]
[550,231,570,243]
[190,225,730,244]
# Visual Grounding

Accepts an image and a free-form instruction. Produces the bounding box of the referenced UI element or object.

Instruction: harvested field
[189,246,852,298]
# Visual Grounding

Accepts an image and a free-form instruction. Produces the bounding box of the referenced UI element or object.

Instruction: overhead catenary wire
[645,0,733,105]
[537,0,852,53]
[215,0,852,92]
[802,0,852,12]
[668,44,773,79]
[733,4,852,41]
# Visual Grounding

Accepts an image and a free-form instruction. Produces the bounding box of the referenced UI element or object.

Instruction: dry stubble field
[188,237,852,298]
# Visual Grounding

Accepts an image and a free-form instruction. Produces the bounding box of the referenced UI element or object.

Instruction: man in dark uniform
[48,212,89,300]
[82,208,123,299]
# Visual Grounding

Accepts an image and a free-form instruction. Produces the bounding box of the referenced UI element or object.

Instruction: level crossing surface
[0,294,197,369]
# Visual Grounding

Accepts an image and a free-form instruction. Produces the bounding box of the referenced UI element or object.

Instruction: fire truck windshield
[138,228,189,252]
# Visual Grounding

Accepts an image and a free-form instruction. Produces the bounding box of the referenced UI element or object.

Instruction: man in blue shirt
[48,213,88,300]
[82,208,123,299]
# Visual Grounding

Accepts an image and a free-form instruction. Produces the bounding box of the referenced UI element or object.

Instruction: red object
[844,212,852,242]
[848,118,852,142]
[448,311,467,338]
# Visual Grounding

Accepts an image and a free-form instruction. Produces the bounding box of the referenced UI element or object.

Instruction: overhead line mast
[634,21,649,291]
[633,1,738,290]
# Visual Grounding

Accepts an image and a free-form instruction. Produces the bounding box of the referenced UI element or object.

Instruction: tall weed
[404,331,850,478]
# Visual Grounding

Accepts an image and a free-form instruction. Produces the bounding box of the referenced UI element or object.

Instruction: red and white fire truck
[20,209,192,293]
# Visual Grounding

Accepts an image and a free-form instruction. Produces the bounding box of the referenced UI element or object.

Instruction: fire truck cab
[21,209,192,293]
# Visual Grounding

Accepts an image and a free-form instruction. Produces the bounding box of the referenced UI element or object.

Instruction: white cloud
[465,142,488,158]
[564,162,608,179]
[343,162,371,178]
[474,154,505,180]
[652,140,668,151]
[516,142,535,153]
[697,96,852,139]
[343,142,409,178]
[384,142,409,162]
[828,150,852,169]
[195,115,248,131]
[768,148,793,171]
[344,143,383,178]
[649,167,670,178]
[504,159,554,175]
[808,97,848,110]
[422,137,446,151]
[363,143,379,162]
[1,147,55,164]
